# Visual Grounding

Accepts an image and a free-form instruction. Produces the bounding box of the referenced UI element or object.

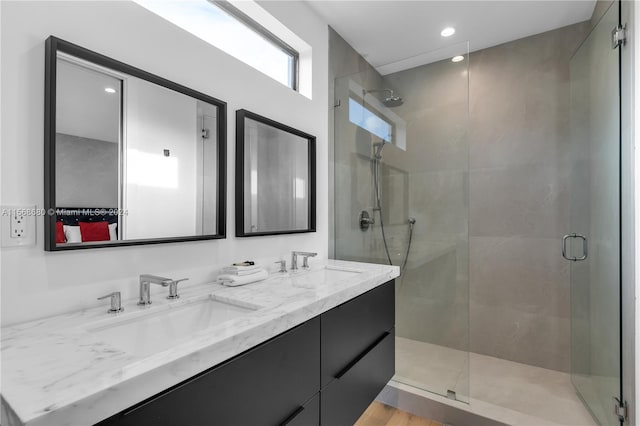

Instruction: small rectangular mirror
[235,110,316,237]
[45,37,227,250]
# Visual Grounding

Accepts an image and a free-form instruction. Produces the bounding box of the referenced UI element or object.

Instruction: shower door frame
[568,1,635,424]
[620,1,636,425]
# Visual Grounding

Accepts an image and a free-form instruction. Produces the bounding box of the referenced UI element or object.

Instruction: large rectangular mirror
[44,36,226,250]
[235,110,316,237]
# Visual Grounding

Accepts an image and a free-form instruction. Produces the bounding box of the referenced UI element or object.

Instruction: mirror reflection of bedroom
[55,54,218,245]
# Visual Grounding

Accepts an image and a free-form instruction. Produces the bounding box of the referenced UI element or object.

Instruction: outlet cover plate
[1,205,37,248]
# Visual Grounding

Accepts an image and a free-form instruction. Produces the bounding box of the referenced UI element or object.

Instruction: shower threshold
[382,339,597,426]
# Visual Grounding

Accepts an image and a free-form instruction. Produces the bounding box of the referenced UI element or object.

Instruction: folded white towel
[217,269,268,286]
[222,265,263,276]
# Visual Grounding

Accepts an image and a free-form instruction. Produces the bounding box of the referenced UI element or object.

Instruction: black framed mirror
[44,36,227,251]
[235,110,316,237]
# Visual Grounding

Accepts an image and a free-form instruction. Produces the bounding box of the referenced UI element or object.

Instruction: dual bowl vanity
[0,34,400,426]
[1,261,399,426]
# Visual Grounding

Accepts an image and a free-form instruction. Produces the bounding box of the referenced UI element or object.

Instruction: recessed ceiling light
[441,27,455,37]
[104,87,116,94]
[452,55,464,63]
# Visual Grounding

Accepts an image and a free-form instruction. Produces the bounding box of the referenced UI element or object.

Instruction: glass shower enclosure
[332,42,470,402]
[568,1,623,424]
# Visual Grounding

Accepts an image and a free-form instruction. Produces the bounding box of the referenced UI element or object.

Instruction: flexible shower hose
[373,156,414,273]
[401,219,415,271]
[373,156,393,265]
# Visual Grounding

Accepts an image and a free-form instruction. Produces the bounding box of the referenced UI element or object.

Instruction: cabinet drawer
[280,393,319,426]
[320,328,395,426]
[104,317,320,426]
[321,280,394,387]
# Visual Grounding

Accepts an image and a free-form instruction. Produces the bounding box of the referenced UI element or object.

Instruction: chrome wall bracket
[612,24,627,49]
[614,397,628,422]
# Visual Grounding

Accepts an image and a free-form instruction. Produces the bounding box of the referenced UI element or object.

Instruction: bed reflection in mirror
[54,53,219,246]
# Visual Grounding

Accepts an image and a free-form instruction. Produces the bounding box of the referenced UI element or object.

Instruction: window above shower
[348,98,393,142]
[346,80,407,150]
[134,0,308,93]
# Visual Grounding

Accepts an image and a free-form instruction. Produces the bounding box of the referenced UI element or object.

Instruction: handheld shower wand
[370,138,416,273]
[373,141,387,160]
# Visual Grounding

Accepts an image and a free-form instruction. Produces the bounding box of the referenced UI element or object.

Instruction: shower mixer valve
[359,210,375,231]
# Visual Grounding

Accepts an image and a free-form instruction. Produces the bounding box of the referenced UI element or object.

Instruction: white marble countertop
[1,260,399,426]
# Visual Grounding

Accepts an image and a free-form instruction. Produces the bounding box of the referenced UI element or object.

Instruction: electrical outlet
[11,211,26,238]
[1,205,37,248]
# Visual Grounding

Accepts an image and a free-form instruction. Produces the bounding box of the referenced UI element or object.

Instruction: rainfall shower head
[382,95,403,107]
[364,88,404,107]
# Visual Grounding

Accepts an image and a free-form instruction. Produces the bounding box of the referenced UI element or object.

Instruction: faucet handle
[97,291,124,313]
[275,260,287,273]
[167,278,189,300]
[291,251,318,270]
[302,252,317,269]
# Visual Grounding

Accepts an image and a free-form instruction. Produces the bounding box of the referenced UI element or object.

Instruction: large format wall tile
[466,22,588,372]
[397,249,469,351]
[470,163,569,239]
[384,59,469,175]
[470,236,569,318]
[470,236,570,371]
[471,299,571,372]
[409,170,468,240]
[469,22,590,171]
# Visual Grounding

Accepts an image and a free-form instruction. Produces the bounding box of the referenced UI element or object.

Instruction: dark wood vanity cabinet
[321,279,395,388]
[99,281,394,426]
[103,318,321,426]
[320,280,395,426]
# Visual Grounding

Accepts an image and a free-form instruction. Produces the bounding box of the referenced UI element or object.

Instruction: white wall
[0,0,328,325]
[125,78,198,239]
[56,59,121,143]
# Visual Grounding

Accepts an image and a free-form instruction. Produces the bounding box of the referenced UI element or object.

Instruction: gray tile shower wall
[382,22,590,372]
[330,19,592,373]
[382,56,470,353]
[329,28,387,264]
[468,22,590,372]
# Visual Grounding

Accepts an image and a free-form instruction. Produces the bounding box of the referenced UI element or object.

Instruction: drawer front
[104,317,320,426]
[320,328,395,426]
[281,393,319,426]
[321,280,394,387]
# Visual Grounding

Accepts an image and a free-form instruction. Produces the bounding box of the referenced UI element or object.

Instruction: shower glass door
[568,2,621,424]
[332,41,470,402]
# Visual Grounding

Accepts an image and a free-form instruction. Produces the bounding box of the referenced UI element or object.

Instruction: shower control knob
[359,210,375,231]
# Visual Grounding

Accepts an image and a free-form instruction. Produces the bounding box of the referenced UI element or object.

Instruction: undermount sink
[89,297,257,357]
[290,266,363,288]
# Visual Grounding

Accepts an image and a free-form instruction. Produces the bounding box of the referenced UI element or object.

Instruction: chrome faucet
[291,251,318,271]
[97,291,124,313]
[167,278,189,300]
[138,274,173,306]
[275,260,288,273]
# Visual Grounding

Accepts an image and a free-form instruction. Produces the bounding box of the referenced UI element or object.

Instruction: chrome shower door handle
[562,233,588,261]
[562,234,571,260]
[574,234,588,260]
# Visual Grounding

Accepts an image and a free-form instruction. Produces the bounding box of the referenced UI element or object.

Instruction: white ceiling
[307,0,596,74]
[57,59,121,142]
